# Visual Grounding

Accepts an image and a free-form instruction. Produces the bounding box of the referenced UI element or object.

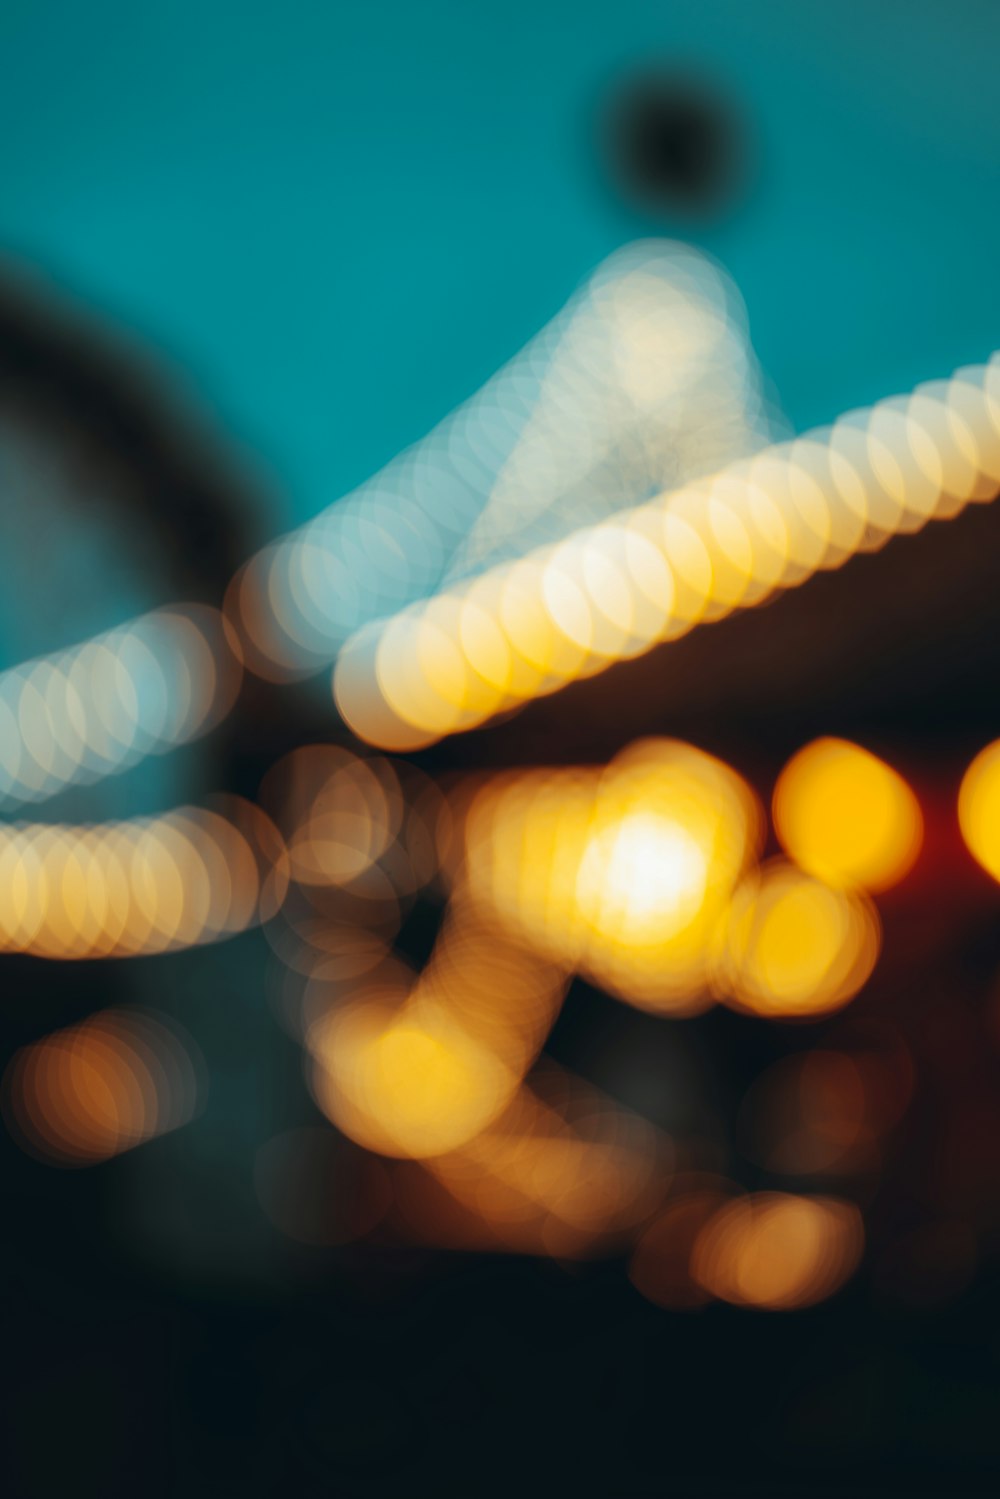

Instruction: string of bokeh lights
[1,247,997,804]
[334,356,1000,748]
[225,240,778,682]
[5,239,1000,1314]
[0,799,285,959]
[0,605,239,809]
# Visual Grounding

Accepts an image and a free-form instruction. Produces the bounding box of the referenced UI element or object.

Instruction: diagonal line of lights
[333,357,1000,749]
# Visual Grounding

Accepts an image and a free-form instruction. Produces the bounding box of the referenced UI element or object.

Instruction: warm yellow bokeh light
[305,903,566,1161]
[959,739,1000,884]
[691,1192,864,1309]
[773,737,922,892]
[310,996,519,1159]
[460,739,761,1014]
[719,861,880,1018]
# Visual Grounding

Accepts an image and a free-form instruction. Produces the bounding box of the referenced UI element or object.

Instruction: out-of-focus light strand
[0,605,240,808]
[334,357,1000,749]
[227,241,777,680]
[306,899,568,1159]
[0,798,286,958]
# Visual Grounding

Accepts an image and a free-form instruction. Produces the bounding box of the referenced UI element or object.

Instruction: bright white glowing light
[577,812,710,941]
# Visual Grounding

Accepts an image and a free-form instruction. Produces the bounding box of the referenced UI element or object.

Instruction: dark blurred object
[602,67,746,221]
[0,266,253,606]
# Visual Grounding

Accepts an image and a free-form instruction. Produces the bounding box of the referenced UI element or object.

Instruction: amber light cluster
[334,358,1000,749]
[257,745,675,1259]
[300,916,671,1257]
[245,732,959,1309]
[12,721,1000,1314]
[456,736,902,1021]
[2,1007,202,1166]
[459,739,759,1014]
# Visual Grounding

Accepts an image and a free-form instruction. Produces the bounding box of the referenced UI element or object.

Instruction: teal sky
[1,0,998,536]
